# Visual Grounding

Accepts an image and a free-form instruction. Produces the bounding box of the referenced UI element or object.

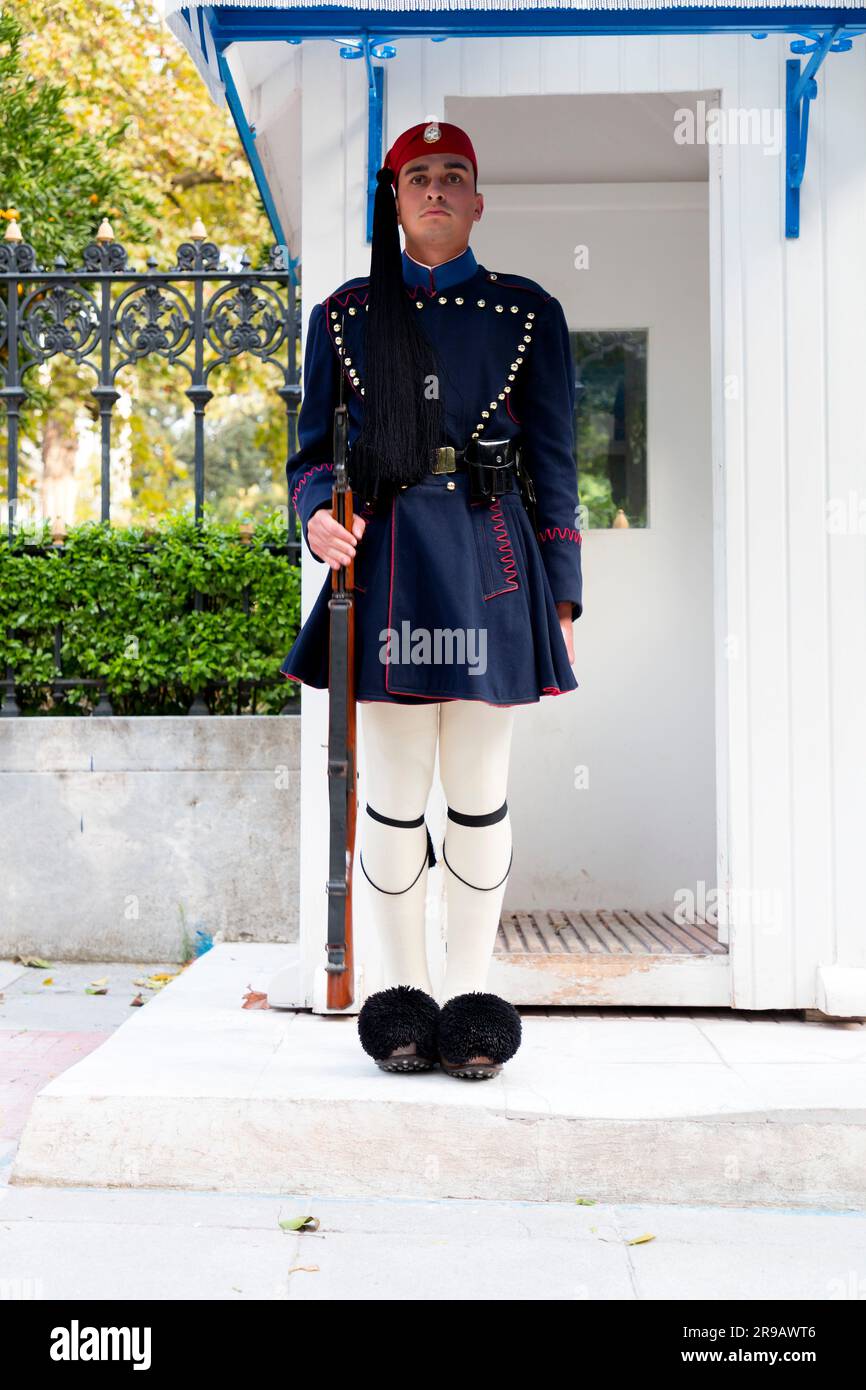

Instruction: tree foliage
[0,1,290,528]
[2,0,271,262]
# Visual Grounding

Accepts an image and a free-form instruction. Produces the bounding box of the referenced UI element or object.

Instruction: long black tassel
[350,166,444,498]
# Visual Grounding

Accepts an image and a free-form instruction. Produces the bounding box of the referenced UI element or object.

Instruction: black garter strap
[359,801,437,893]
[442,799,512,890]
[444,839,511,895]
[366,803,424,829]
[446,799,508,827]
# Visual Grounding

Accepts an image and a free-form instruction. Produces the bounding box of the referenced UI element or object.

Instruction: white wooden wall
[240,31,866,1011]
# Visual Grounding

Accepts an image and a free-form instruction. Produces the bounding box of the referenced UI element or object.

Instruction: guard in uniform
[280,121,584,1079]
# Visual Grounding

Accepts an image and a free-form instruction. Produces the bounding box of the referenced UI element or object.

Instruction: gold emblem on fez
[423,122,441,143]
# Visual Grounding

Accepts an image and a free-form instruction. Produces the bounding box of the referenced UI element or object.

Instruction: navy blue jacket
[280,245,583,706]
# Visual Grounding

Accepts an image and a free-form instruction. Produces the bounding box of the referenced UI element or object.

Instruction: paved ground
[1,957,865,1301]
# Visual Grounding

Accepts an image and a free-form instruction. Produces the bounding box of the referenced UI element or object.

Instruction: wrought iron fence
[0,218,303,716]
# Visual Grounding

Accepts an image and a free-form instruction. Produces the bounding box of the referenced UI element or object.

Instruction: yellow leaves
[128,971,181,1005]
[590,1224,657,1245]
[15,955,51,968]
[132,970,181,991]
[10,0,271,264]
[578,1201,653,1248]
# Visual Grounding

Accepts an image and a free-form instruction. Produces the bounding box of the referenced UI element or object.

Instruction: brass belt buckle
[432,446,456,474]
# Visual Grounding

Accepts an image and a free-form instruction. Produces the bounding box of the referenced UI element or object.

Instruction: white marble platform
[11,945,866,1210]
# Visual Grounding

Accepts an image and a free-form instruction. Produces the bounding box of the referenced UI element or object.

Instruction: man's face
[395,151,483,257]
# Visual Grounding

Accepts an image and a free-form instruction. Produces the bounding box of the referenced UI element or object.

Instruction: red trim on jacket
[484,499,520,597]
[537,526,582,545]
[292,460,333,509]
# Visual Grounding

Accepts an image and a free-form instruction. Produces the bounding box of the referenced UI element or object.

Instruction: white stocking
[438,701,515,1002]
[357,701,439,994]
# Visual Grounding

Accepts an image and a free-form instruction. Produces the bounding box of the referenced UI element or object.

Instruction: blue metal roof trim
[160,8,299,273]
[179,2,866,40]
[215,48,300,281]
[168,5,226,103]
[164,0,866,49]
[171,0,866,10]
[160,2,866,246]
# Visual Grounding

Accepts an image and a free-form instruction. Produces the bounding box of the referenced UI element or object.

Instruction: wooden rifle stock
[325,402,357,1008]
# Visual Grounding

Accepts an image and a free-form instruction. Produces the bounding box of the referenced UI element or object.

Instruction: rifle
[324,376,357,1009]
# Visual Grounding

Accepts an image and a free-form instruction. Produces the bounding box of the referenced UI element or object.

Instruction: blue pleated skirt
[279,470,578,706]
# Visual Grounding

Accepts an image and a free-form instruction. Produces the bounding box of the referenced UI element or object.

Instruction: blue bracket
[786,26,845,237]
[754,26,864,237]
[366,61,385,244]
[279,32,449,241]
[360,37,386,243]
[299,33,449,241]
[333,34,394,242]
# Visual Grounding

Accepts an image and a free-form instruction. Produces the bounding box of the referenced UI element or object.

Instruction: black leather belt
[359,439,530,515]
[430,438,528,508]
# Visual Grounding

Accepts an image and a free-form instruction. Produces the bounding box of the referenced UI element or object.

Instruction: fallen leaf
[132,972,181,991]
[42,977,54,986]
[242,988,270,1010]
[279,1216,320,1232]
[574,1197,597,1206]
[592,1224,656,1245]
[130,994,145,1007]
[90,977,109,987]
[17,956,51,969]
[85,987,108,995]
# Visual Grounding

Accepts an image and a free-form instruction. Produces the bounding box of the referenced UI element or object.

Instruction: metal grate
[496,909,727,957]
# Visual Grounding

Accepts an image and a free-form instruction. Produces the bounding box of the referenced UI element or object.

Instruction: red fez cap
[383,120,478,183]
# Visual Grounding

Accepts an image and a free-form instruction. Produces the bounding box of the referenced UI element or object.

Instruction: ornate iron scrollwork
[0,233,300,524]
[0,231,302,717]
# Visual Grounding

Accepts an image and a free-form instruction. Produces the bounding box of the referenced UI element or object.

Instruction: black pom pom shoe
[357,984,441,1073]
[437,991,522,1080]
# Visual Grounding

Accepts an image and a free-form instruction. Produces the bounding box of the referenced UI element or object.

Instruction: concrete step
[10,945,866,1211]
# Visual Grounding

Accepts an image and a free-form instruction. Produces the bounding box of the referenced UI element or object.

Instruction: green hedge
[0,511,302,716]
